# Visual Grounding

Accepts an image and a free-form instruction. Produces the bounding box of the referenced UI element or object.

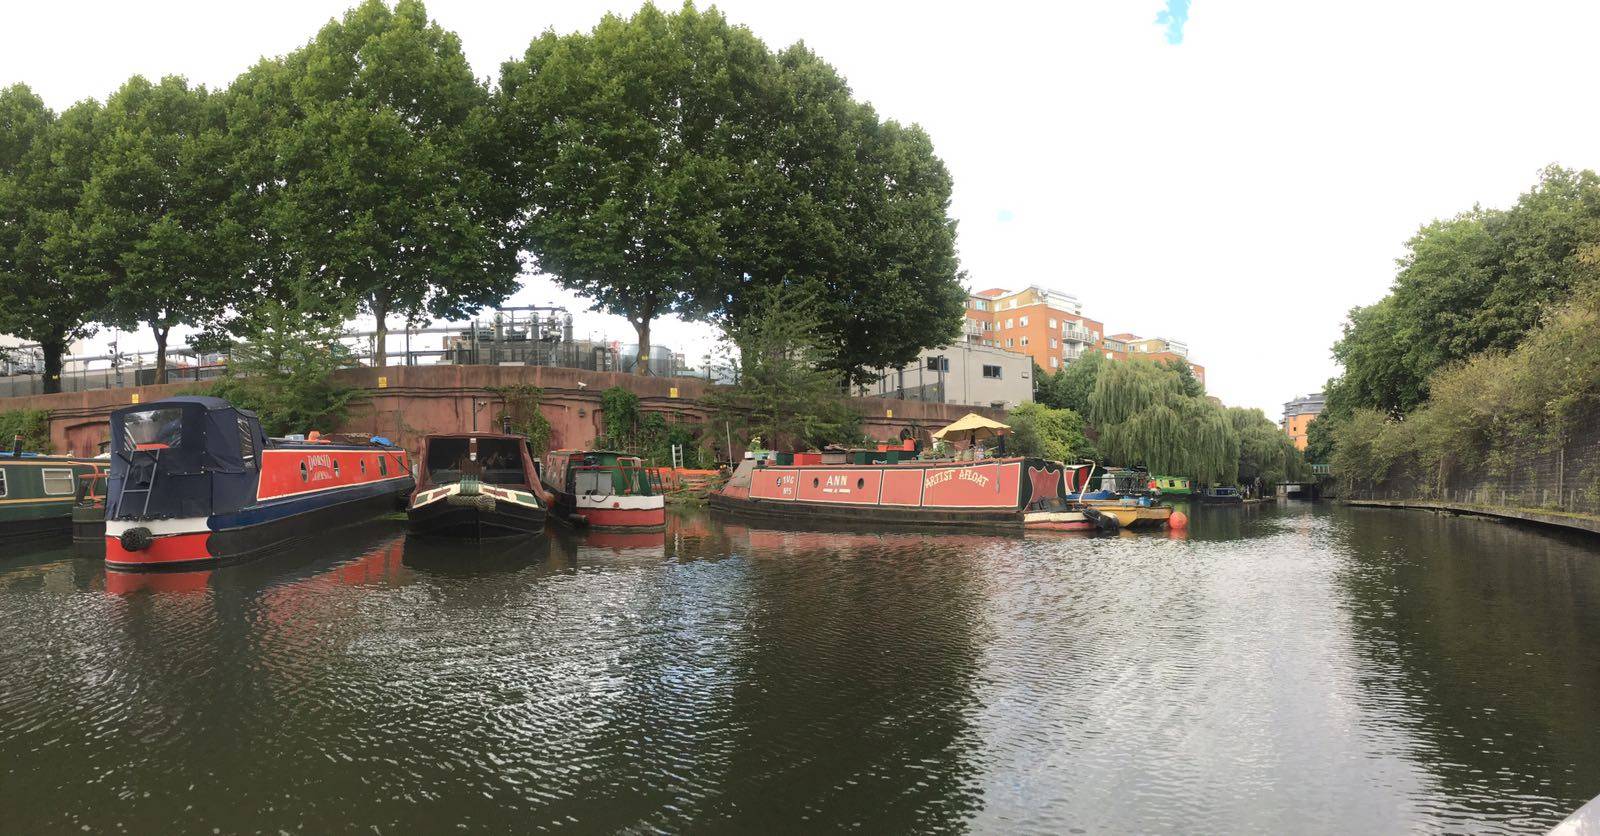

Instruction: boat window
[300,462,308,482]
[379,455,388,477]
[43,468,74,496]
[360,459,367,476]
[122,408,185,450]
[238,417,255,467]
[333,460,341,477]
[574,469,610,495]
[0,468,7,498]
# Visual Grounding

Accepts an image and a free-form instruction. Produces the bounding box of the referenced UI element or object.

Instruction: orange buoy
[1167,510,1189,530]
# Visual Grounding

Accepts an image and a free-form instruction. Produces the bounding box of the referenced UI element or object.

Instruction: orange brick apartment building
[960,286,1205,385]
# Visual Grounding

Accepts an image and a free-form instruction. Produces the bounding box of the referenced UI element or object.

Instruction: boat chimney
[10,434,21,457]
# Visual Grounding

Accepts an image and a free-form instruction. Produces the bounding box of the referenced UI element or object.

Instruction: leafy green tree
[83,75,239,382]
[1006,402,1089,462]
[499,3,965,380]
[0,87,105,393]
[228,0,520,366]
[1330,166,1600,419]
[705,283,861,450]
[0,408,53,453]
[1160,357,1204,397]
[210,294,361,436]
[1303,414,1337,464]
[1036,351,1104,414]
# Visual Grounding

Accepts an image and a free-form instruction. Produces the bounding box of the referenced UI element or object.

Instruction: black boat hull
[408,497,546,539]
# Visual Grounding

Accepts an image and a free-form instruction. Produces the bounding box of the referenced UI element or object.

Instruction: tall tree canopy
[0,86,104,393]
[499,2,965,379]
[1329,166,1600,418]
[83,75,239,381]
[229,0,520,365]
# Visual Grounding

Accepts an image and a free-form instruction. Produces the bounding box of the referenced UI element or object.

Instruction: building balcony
[1062,325,1093,344]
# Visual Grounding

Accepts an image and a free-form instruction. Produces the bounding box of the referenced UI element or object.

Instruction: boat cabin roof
[424,432,526,441]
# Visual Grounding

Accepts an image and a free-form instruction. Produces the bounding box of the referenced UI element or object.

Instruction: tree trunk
[152,326,169,384]
[372,293,389,368]
[41,338,64,395]
[633,316,653,376]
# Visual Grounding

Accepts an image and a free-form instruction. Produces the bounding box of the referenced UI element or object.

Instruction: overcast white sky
[6,0,1600,416]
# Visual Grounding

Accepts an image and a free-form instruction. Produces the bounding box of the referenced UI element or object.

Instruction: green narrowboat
[1152,476,1193,496]
[1,451,105,540]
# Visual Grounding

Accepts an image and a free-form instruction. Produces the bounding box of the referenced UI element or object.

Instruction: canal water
[2,504,1597,834]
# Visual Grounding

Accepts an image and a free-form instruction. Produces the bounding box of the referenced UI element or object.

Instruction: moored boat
[540,450,665,531]
[1199,485,1245,504]
[408,433,546,538]
[713,453,1088,530]
[104,396,414,569]
[72,466,110,542]
[1152,475,1193,496]
[1,437,103,541]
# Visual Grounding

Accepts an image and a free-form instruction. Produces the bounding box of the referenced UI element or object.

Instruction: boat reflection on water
[401,531,550,575]
[101,521,411,596]
[546,522,666,566]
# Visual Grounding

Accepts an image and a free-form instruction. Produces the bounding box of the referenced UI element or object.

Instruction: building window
[1020,337,1029,346]
[1049,357,1059,369]
[1005,339,1013,347]
[1048,318,1057,329]
[1105,352,1115,359]
[1019,316,1029,327]
[1008,300,1017,309]
[43,468,74,496]
[926,357,949,372]
[1005,318,1013,329]
[982,365,1002,379]
[1049,338,1057,348]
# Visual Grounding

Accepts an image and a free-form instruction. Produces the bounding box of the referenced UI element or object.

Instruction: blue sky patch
[1156,0,1191,44]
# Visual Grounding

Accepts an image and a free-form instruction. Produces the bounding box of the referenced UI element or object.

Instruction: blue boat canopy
[107,397,267,520]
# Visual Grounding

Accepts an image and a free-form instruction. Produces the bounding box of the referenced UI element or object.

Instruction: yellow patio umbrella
[932,413,1011,444]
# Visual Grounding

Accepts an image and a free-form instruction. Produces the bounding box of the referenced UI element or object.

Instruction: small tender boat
[0,437,104,541]
[105,396,414,569]
[1077,501,1173,529]
[408,433,546,538]
[541,450,665,531]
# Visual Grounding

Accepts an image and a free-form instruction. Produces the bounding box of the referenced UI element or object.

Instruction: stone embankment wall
[0,365,1000,462]
[1347,416,1600,518]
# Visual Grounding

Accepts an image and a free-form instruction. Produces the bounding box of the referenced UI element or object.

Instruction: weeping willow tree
[1089,360,1241,486]
[1230,406,1309,486]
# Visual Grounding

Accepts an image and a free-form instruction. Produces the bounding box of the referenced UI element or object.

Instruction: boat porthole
[300,462,308,482]
[857,478,865,489]
[812,478,820,488]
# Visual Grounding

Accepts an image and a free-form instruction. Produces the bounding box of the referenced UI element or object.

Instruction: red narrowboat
[539,450,665,531]
[104,396,414,569]
[712,453,1103,531]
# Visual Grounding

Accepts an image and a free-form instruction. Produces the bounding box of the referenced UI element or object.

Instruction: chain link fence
[1348,415,1600,516]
